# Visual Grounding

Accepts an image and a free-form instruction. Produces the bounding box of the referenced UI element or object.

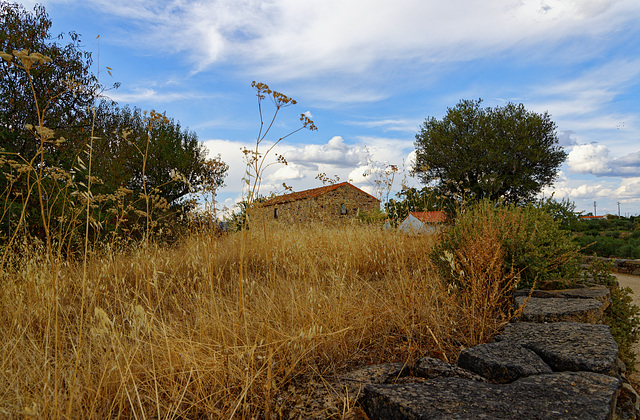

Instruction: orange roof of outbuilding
[260,182,379,207]
[409,211,447,223]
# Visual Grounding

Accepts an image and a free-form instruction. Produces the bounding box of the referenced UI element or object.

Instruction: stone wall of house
[249,184,379,226]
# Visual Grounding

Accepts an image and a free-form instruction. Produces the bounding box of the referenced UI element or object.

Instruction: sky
[13,0,640,217]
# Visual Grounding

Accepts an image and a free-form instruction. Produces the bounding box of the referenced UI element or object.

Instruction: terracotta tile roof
[410,211,447,223]
[260,182,379,206]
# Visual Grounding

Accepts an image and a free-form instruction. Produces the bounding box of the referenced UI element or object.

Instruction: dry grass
[0,223,515,418]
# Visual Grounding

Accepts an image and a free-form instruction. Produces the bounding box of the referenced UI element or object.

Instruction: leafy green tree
[413,99,567,204]
[90,104,227,209]
[84,104,228,239]
[0,2,102,239]
[0,2,106,167]
[0,2,228,243]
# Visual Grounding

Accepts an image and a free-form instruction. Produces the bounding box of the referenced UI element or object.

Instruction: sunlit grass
[0,223,516,418]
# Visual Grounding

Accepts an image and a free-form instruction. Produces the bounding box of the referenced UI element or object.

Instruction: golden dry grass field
[0,222,515,418]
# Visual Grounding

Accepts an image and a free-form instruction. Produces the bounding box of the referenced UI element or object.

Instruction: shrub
[583,257,640,371]
[357,207,388,226]
[432,200,581,290]
[603,287,640,371]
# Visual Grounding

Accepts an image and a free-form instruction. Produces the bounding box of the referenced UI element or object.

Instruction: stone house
[249,182,380,225]
[398,211,447,234]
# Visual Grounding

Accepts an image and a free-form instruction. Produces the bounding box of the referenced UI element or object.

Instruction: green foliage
[0,2,99,242]
[533,196,581,230]
[0,2,103,152]
[91,104,227,207]
[413,99,566,204]
[570,216,640,259]
[575,234,640,259]
[431,200,581,290]
[356,207,387,226]
[603,287,640,371]
[0,2,228,245]
[583,256,617,286]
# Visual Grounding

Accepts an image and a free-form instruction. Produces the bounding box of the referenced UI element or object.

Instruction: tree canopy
[0,1,227,243]
[90,104,227,208]
[413,99,567,204]
[0,2,101,165]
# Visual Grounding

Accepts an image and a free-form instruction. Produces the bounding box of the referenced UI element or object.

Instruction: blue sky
[15,0,640,217]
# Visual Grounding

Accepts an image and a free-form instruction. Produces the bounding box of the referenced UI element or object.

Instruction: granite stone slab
[457,340,552,383]
[496,322,619,376]
[514,296,605,323]
[363,371,621,420]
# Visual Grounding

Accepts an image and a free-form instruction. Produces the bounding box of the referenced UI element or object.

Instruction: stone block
[496,322,619,376]
[414,356,485,381]
[514,296,605,323]
[457,341,552,383]
[362,372,621,420]
[515,286,611,308]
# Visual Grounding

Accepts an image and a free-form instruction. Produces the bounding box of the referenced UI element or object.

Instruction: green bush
[603,287,640,371]
[357,207,388,226]
[583,257,640,371]
[431,200,581,290]
[575,234,640,259]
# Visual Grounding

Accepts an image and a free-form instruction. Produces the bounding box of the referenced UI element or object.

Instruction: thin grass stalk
[66,106,97,418]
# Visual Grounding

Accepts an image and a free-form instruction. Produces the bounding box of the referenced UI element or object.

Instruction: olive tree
[413,99,566,204]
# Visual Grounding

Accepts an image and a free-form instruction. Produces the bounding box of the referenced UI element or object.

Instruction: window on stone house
[340,203,347,215]
[274,208,278,219]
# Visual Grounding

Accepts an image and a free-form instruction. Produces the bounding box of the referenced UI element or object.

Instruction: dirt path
[615,273,640,304]
[613,273,640,372]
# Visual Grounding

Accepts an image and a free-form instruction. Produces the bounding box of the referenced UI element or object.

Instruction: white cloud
[544,170,640,215]
[567,144,612,175]
[568,144,640,177]
[557,130,579,148]
[52,0,640,81]
[405,150,417,173]
[346,118,423,133]
[530,59,640,120]
[283,136,368,168]
[266,164,304,182]
[106,87,211,104]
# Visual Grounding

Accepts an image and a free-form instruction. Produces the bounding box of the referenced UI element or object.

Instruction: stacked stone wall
[289,285,640,419]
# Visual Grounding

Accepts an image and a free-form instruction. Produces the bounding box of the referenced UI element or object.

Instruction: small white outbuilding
[398,211,447,234]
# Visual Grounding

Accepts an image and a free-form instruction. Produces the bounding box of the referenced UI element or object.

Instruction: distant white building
[398,211,447,234]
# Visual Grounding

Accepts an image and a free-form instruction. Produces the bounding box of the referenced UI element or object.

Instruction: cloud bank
[39,0,640,82]
[568,144,640,177]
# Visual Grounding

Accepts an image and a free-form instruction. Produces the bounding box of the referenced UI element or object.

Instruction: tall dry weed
[438,223,521,347]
